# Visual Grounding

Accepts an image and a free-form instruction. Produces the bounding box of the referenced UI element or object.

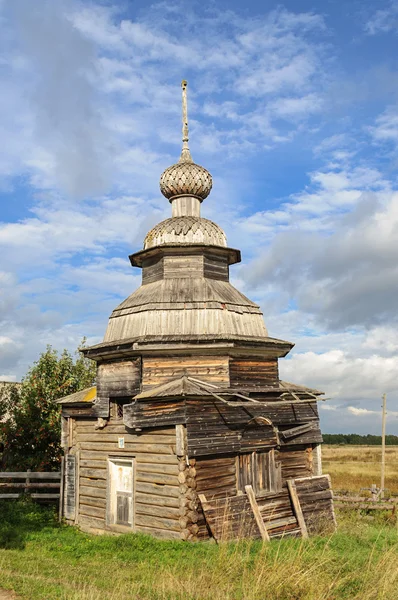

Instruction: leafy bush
[0,342,95,471]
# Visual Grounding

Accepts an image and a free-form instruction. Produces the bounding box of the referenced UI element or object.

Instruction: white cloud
[364,2,398,35]
[369,106,398,144]
[347,406,377,416]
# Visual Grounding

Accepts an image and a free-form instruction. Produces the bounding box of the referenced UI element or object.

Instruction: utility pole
[381,393,387,499]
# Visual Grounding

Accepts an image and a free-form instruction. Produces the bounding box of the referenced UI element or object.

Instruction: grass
[322,445,398,495]
[0,499,398,600]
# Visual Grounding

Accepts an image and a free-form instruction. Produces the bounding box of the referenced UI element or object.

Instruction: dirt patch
[0,590,19,599]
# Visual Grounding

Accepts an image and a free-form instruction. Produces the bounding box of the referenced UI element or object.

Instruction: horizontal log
[136,472,178,486]
[79,468,106,480]
[80,459,107,469]
[135,481,180,499]
[79,515,105,530]
[80,485,107,499]
[137,463,178,476]
[79,442,175,454]
[80,477,106,489]
[135,514,181,532]
[76,433,176,444]
[79,504,105,519]
[79,495,106,509]
[135,525,181,540]
[0,472,61,479]
[135,492,179,509]
[135,503,181,520]
[196,466,236,482]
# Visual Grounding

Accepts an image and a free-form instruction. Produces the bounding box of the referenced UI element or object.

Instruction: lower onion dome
[144,216,227,249]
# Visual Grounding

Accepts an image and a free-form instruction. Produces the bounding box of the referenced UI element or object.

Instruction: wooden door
[107,458,134,527]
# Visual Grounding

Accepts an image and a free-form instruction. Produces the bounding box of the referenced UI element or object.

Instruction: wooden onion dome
[86,81,293,358]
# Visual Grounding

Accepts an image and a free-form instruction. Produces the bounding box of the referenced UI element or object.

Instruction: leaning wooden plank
[198,494,218,541]
[287,479,308,539]
[244,485,270,542]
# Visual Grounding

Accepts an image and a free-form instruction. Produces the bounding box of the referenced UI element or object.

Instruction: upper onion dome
[160,160,212,201]
[144,216,226,249]
[160,80,213,203]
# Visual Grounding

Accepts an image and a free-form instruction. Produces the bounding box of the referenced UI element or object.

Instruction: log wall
[142,356,229,390]
[229,358,279,388]
[72,419,181,539]
[279,445,314,483]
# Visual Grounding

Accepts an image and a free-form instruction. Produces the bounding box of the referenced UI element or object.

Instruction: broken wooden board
[198,493,262,542]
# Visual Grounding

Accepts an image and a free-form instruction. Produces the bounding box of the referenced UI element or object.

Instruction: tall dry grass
[1,504,398,600]
[322,445,398,494]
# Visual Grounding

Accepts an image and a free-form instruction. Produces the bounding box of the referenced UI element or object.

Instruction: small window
[107,457,134,528]
[237,449,281,496]
[110,397,131,420]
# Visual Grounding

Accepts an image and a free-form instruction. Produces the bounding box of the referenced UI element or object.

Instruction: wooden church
[58,81,335,541]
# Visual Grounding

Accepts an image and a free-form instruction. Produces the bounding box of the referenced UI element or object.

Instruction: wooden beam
[0,472,61,479]
[244,485,270,542]
[287,479,308,539]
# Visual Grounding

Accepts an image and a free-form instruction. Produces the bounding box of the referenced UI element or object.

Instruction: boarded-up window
[237,450,281,496]
[107,458,134,528]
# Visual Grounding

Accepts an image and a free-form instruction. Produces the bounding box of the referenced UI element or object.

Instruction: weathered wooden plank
[245,485,270,542]
[64,455,76,521]
[287,479,308,539]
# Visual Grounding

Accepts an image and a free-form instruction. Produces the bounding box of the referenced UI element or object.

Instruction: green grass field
[0,500,397,600]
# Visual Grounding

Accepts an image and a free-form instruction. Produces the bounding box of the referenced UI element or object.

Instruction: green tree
[0,342,95,471]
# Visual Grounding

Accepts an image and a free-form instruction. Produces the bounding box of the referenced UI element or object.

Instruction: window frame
[106,456,135,532]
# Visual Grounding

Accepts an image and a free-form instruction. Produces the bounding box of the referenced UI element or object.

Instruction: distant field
[322,444,398,495]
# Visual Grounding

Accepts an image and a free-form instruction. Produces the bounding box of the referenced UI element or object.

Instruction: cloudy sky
[1,0,398,434]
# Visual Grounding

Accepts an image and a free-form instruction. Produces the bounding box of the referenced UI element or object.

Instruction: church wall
[65,418,181,539]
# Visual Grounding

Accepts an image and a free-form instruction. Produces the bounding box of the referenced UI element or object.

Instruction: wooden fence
[0,471,61,501]
[334,494,398,513]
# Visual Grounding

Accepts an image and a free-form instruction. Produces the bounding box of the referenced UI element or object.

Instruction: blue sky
[1,0,398,434]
